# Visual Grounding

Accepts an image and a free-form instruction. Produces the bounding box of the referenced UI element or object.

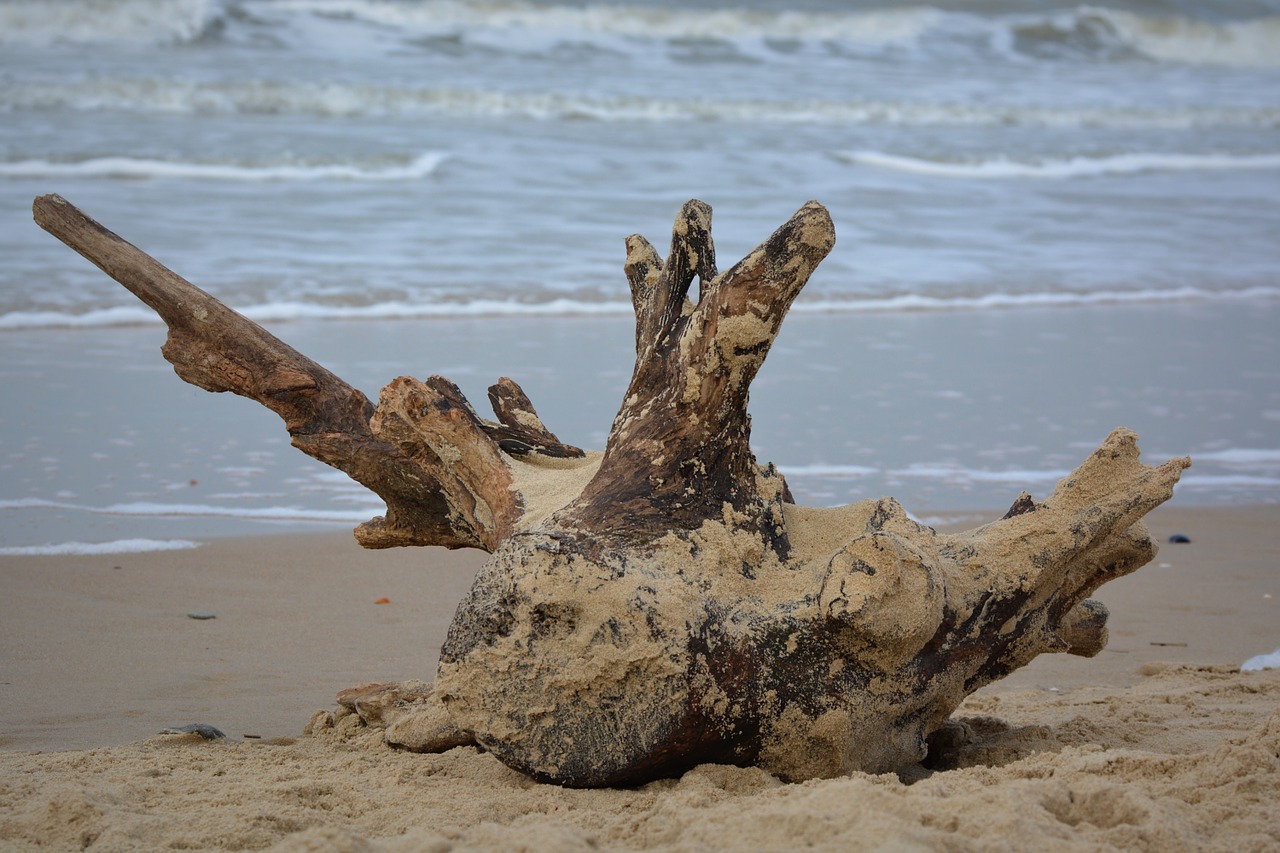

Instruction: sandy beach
[4,0,1278,846]
[2,503,1277,851]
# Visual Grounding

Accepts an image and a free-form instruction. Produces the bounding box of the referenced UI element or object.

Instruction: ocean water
[2,0,1279,548]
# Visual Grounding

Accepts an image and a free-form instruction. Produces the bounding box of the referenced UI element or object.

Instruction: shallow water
[2,0,1278,547]
[2,303,1276,548]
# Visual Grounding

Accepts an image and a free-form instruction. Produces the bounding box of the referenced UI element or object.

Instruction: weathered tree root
[34,194,1189,787]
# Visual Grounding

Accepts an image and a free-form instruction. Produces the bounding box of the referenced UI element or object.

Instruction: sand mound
[1,664,1276,852]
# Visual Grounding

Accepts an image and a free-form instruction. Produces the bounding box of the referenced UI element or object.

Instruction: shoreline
[0,504,1277,851]
[4,303,1280,554]
[2,503,1275,754]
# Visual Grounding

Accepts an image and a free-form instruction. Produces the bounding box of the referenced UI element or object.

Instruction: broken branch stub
[564,200,835,549]
[35,194,1189,787]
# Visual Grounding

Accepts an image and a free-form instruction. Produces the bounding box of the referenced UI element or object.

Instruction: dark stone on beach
[1168,534,1192,544]
[186,611,217,620]
[160,723,226,739]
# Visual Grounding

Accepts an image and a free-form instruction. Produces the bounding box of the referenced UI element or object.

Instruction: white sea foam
[4,286,1280,331]
[1189,449,1280,465]
[0,152,446,182]
[0,299,633,330]
[795,286,1280,314]
[1090,7,1280,69]
[991,6,1280,68]
[1164,448,1280,490]
[0,539,200,556]
[0,306,166,330]
[0,498,66,510]
[836,150,1280,179]
[240,298,633,322]
[777,463,879,478]
[1242,648,1280,672]
[5,81,1276,130]
[215,466,268,477]
[890,465,1071,485]
[4,0,1274,69]
[0,497,371,523]
[207,492,287,500]
[105,501,373,522]
[258,0,940,44]
[0,0,214,46]
[248,0,1280,69]
[1175,474,1280,488]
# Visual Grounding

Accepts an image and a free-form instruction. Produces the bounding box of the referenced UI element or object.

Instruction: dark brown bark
[560,200,834,550]
[486,377,584,459]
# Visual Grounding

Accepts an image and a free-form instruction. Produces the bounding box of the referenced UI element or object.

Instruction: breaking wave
[0,538,201,556]
[0,496,371,523]
[0,152,447,182]
[255,1,1280,68]
[255,0,943,44]
[4,286,1278,330]
[3,0,1277,68]
[5,80,1277,129]
[1019,6,1280,69]
[836,150,1280,179]
[0,0,215,46]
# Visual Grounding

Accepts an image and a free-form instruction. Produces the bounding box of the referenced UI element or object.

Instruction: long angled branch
[31,194,569,551]
[32,194,374,438]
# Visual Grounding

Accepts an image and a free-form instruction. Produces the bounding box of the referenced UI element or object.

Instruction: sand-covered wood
[436,427,1187,785]
[34,194,1189,787]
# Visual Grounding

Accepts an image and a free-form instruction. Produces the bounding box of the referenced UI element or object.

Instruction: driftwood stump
[34,194,1189,786]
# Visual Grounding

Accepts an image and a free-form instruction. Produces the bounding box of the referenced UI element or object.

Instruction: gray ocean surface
[2,0,1279,550]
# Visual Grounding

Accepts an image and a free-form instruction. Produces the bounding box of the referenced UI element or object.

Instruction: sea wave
[1176,474,1280,488]
[0,300,633,331]
[889,464,1071,485]
[1068,6,1280,69]
[795,286,1280,313]
[288,0,1280,68]
[5,80,1277,129]
[1242,647,1280,672]
[0,538,201,556]
[256,0,942,45]
[776,463,879,478]
[0,496,372,523]
[4,286,1279,330]
[737,462,1073,486]
[255,0,1280,68]
[1189,449,1280,466]
[0,152,446,182]
[0,0,215,46]
[4,0,1276,69]
[835,150,1280,179]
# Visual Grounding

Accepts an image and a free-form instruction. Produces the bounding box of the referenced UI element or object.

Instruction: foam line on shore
[4,286,1280,330]
[0,152,446,182]
[1242,648,1280,671]
[0,539,201,556]
[836,150,1280,179]
[0,497,371,524]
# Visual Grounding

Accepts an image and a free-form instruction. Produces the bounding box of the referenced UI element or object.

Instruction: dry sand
[1,504,1277,851]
